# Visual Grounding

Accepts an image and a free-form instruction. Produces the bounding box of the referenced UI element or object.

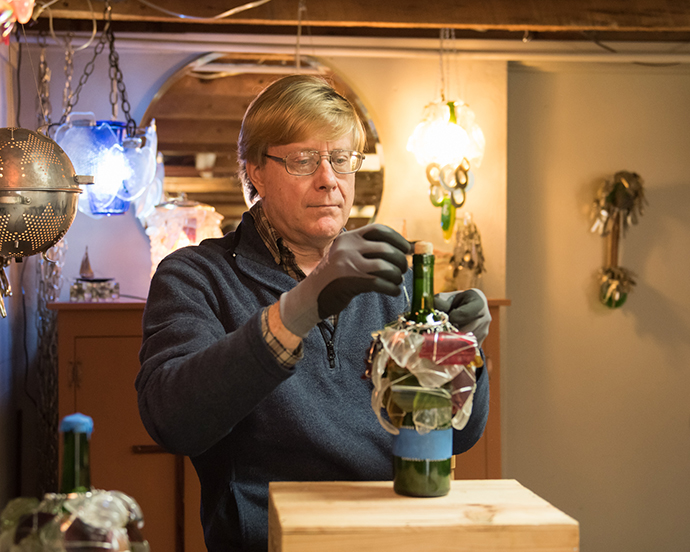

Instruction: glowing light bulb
[407,100,485,169]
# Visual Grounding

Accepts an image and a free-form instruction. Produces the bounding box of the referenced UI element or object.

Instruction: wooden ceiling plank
[152,97,249,121]
[165,72,283,97]
[155,119,241,145]
[158,144,235,155]
[164,158,239,176]
[163,176,242,194]
[41,0,690,32]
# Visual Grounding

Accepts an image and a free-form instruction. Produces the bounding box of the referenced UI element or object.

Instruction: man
[137,74,491,552]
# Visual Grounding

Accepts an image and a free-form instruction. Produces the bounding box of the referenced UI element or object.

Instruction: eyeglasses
[264,150,365,176]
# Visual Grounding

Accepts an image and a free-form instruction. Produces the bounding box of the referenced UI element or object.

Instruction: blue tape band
[392,427,452,461]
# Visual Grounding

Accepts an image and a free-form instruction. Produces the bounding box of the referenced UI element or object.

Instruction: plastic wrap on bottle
[369,313,483,435]
[0,491,149,552]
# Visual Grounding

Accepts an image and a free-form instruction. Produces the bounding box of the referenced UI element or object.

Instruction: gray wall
[506,61,690,551]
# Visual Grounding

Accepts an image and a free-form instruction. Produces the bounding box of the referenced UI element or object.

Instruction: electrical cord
[34,0,99,51]
[34,0,269,41]
[133,0,272,21]
[582,30,683,67]
[18,23,54,127]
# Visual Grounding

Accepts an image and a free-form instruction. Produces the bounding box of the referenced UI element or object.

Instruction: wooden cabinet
[50,302,205,552]
[50,299,508,549]
[453,299,509,480]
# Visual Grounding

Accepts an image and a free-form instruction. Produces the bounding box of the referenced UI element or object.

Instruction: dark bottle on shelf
[391,241,453,497]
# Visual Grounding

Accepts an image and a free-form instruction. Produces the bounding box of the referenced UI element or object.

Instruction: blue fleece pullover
[137,212,489,551]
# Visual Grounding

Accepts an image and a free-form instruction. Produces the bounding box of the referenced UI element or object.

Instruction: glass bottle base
[393,455,451,497]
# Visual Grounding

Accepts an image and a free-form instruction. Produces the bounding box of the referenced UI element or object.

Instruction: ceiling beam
[38,0,690,33]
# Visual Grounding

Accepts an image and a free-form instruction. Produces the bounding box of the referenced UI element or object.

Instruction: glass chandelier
[406,29,485,241]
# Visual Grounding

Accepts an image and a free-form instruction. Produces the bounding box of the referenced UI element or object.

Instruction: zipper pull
[326,340,336,369]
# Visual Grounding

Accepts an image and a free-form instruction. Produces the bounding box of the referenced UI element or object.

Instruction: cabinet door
[454,303,503,480]
[184,457,206,552]
[73,335,177,552]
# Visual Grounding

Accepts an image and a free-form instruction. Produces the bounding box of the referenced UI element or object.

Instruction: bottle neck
[60,431,91,494]
[407,253,438,324]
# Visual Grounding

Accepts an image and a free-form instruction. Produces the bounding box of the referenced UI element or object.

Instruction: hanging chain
[54,0,137,134]
[448,28,462,102]
[437,28,461,104]
[107,1,118,120]
[59,17,109,124]
[438,27,457,102]
[105,12,136,136]
[37,33,52,127]
[62,33,74,116]
[110,74,118,119]
[296,0,307,72]
[438,28,446,102]
[35,241,66,495]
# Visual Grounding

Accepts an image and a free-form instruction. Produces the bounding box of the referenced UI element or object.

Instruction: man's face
[248,136,356,251]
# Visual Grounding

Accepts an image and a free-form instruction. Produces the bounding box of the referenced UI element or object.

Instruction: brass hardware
[131,444,167,454]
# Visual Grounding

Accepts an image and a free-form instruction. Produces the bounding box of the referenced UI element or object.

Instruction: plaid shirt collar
[250,200,339,335]
[250,201,306,282]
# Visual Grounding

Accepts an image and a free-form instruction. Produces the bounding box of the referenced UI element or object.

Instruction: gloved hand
[434,289,491,346]
[280,224,410,337]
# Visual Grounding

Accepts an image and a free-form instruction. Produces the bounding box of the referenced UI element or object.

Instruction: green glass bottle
[391,241,453,497]
[407,242,443,326]
[59,413,93,494]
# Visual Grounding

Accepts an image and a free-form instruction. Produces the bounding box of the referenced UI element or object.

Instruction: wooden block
[269,479,578,552]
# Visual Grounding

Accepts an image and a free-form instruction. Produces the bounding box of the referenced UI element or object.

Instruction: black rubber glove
[280,224,411,337]
[434,289,492,346]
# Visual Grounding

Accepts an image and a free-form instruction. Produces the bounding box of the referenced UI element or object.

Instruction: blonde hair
[237,74,366,204]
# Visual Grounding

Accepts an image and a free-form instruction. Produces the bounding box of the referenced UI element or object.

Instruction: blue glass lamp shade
[53,114,158,217]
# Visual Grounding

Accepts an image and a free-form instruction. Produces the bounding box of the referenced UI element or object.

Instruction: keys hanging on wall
[590,171,647,308]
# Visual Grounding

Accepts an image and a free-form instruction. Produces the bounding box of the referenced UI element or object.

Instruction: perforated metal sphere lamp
[0,127,93,317]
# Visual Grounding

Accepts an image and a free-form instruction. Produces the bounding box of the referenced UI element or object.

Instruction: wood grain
[269,479,579,552]
[41,0,690,32]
